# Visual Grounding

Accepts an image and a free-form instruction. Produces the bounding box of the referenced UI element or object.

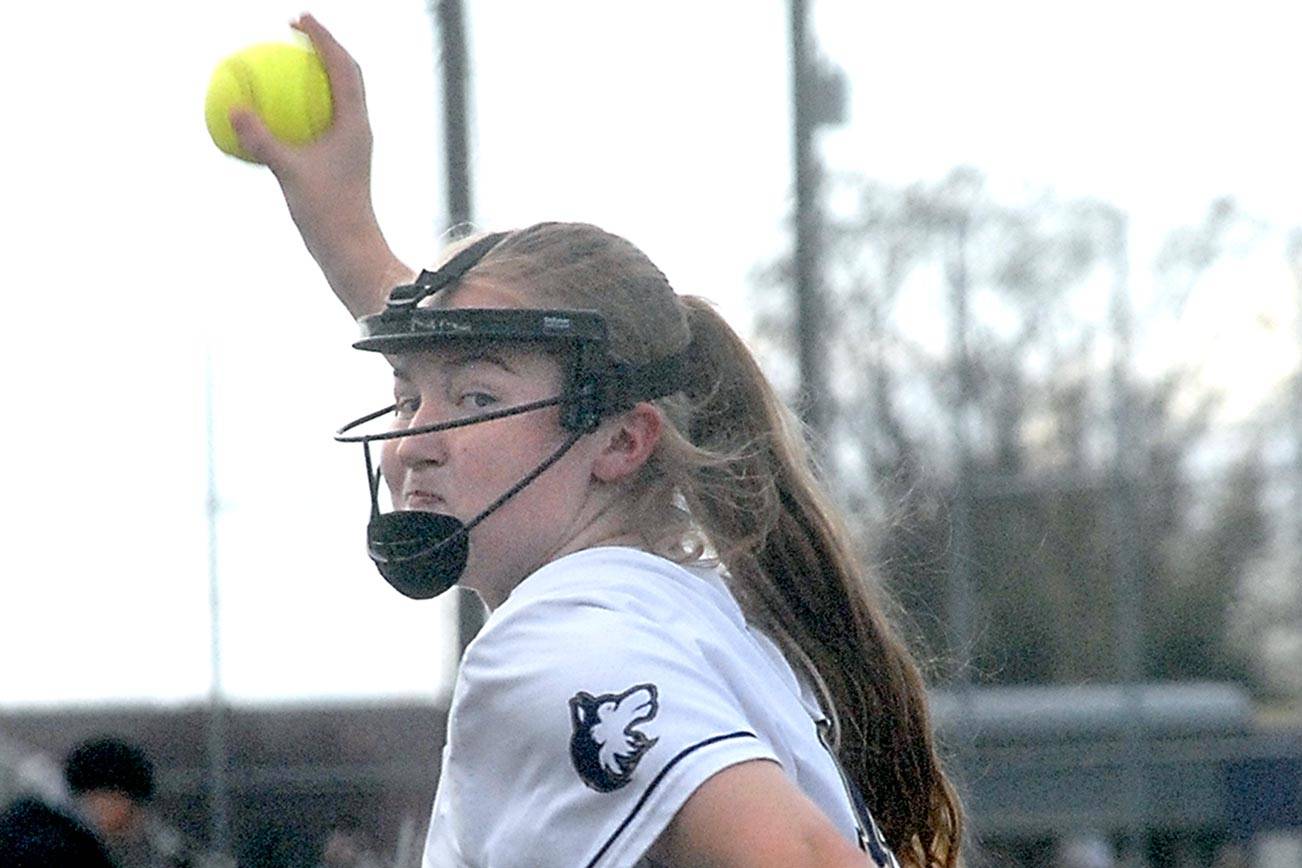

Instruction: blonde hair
[463,222,963,866]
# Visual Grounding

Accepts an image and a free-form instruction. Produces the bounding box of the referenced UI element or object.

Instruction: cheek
[457,426,553,506]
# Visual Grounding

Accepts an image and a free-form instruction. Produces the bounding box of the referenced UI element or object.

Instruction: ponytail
[669,296,963,867]
[465,222,963,864]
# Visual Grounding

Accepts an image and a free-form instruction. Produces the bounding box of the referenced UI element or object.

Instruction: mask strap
[363,440,382,521]
[462,429,584,534]
[337,395,565,443]
[357,416,583,540]
[386,232,510,309]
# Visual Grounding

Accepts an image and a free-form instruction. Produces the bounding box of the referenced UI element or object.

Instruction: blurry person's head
[1056,832,1116,868]
[63,737,155,839]
[321,824,379,868]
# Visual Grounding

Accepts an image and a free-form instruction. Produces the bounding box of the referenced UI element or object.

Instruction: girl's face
[379,278,620,607]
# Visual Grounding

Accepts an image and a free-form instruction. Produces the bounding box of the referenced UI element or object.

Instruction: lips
[403,490,446,511]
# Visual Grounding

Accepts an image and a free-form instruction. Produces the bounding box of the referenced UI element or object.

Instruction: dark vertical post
[1107,212,1150,868]
[203,354,230,857]
[432,0,483,648]
[942,215,980,868]
[946,215,975,685]
[436,0,472,229]
[1289,234,1302,634]
[790,0,831,444]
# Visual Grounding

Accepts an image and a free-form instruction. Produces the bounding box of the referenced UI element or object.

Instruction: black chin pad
[367,511,469,600]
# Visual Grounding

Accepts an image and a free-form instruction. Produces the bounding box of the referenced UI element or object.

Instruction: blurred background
[2,1,1300,865]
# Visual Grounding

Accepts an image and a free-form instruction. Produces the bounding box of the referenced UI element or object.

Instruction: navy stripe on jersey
[584,730,757,868]
[814,721,900,867]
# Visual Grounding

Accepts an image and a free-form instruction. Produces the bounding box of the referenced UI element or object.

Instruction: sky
[2,0,1300,708]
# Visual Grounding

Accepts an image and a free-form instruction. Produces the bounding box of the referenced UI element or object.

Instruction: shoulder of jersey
[502,547,729,620]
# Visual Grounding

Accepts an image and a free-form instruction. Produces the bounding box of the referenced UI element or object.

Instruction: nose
[392,402,451,469]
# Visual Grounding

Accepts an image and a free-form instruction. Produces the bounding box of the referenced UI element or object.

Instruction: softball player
[231,15,963,868]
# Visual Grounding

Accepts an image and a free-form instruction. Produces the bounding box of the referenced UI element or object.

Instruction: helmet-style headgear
[335,232,685,599]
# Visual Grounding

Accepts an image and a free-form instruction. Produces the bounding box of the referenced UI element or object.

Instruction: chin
[455,555,525,610]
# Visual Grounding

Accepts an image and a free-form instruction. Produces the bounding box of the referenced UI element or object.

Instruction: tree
[756,170,1271,692]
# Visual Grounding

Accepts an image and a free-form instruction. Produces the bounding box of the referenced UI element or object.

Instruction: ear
[591,403,663,483]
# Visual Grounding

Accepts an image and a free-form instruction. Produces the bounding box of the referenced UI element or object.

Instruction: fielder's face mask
[335,232,686,600]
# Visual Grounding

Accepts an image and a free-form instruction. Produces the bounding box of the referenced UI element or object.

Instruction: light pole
[1106,209,1150,868]
[431,0,486,651]
[434,0,472,231]
[790,0,845,447]
[204,353,230,858]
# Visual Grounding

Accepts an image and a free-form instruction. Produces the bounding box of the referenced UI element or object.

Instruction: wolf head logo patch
[568,683,660,792]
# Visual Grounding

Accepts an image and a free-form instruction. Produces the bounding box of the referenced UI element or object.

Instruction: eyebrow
[390,348,519,381]
[449,349,518,375]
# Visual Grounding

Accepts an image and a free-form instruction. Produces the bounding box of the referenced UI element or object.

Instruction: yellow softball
[204,41,333,162]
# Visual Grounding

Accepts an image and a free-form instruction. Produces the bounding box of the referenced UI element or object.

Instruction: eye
[458,391,498,410]
[394,395,420,419]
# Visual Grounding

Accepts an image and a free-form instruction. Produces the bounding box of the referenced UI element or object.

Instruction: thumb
[229,108,288,168]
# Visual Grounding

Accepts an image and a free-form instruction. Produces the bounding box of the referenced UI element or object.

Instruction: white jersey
[422,546,900,868]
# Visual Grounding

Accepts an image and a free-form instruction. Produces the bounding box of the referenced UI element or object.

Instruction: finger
[230,107,290,168]
[292,13,367,114]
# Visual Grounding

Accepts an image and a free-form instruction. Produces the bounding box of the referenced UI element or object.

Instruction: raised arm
[230,13,412,319]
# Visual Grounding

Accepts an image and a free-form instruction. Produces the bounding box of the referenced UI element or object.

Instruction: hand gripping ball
[205,41,333,162]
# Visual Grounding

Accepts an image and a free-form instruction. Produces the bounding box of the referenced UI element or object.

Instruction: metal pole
[1107,212,1150,868]
[938,205,981,868]
[1288,234,1302,631]
[436,0,472,230]
[947,214,975,685]
[432,0,484,650]
[204,353,231,857]
[790,0,831,444]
